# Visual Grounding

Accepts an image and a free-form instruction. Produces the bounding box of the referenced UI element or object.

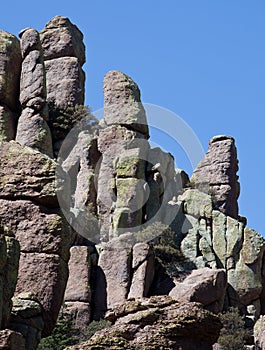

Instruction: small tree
[37,313,77,350]
[218,307,247,350]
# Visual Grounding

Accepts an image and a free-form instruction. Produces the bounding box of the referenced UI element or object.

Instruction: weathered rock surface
[40,16,85,65]
[0,329,25,350]
[0,226,20,330]
[40,16,85,110]
[103,70,149,137]
[254,316,265,349]
[0,105,16,142]
[65,296,221,350]
[16,28,53,157]
[169,268,227,313]
[9,293,44,350]
[0,30,21,111]
[0,142,57,206]
[191,135,239,219]
[15,253,68,336]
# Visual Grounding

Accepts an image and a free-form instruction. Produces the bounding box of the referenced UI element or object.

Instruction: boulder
[191,135,239,218]
[65,246,91,302]
[128,243,155,299]
[103,70,149,137]
[9,294,44,350]
[169,268,227,314]
[40,16,85,65]
[254,316,265,350]
[0,142,57,206]
[65,296,221,350]
[44,57,85,109]
[15,252,68,336]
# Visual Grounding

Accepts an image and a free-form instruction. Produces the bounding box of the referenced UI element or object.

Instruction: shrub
[48,104,98,141]
[84,319,111,340]
[218,307,247,350]
[37,313,77,350]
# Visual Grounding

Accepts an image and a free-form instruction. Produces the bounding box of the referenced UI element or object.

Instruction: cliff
[0,16,264,350]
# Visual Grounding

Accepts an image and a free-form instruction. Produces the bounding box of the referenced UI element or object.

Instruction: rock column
[0,30,21,141]
[16,28,53,158]
[97,70,149,242]
[191,135,239,219]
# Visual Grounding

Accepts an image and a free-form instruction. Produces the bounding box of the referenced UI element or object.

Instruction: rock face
[65,296,221,350]
[0,30,21,141]
[191,135,239,219]
[0,226,20,329]
[0,141,72,337]
[169,268,227,314]
[93,233,156,320]
[0,329,25,350]
[8,293,44,350]
[0,15,264,350]
[16,28,53,157]
[40,16,85,110]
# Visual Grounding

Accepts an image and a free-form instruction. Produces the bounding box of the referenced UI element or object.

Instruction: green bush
[218,307,247,350]
[84,319,111,340]
[37,313,77,350]
[48,104,98,141]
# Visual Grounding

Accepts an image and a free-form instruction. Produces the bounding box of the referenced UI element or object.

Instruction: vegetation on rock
[218,307,248,350]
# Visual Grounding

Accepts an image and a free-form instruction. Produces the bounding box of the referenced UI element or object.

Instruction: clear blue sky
[1,1,265,235]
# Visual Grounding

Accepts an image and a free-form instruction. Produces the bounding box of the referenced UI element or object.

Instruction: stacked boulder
[0,15,87,349]
[0,142,71,338]
[16,28,53,157]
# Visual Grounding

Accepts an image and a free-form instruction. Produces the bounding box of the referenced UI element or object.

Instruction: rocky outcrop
[0,30,21,141]
[64,246,91,335]
[8,293,43,350]
[0,226,20,329]
[94,233,155,319]
[97,71,150,242]
[0,142,71,338]
[65,296,221,350]
[16,28,53,157]
[40,16,85,110]
[169,268,227,314]
[191,135,239,219]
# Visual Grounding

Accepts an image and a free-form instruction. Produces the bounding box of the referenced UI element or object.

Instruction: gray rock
[0,105,16,141]
[128,243,155,299]
[0,30,21,111]
[169,268,227,314]
[45,57,85,109]
[0,329,25,350]
[65,246,91,302]
[191,135,239,218]
[103,70,149,137]
[40,16,85,65]
[16,108,53,157]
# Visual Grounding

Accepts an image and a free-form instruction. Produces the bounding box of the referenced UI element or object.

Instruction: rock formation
[0,15,264,350]
[65,296,221,350]
[16,28,53,157]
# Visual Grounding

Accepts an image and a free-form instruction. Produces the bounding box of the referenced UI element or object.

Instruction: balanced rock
[40,16,85,110]
[191,135,239,218]
[103,70,149,137]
